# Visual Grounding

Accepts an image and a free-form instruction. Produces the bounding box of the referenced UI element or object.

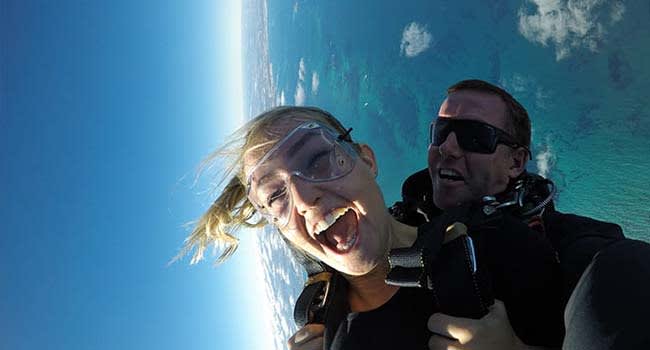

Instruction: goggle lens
[247,122,357,227]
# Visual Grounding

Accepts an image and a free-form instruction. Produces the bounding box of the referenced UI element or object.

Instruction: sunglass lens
[432,119,451,146]
[456,121,496,153]
[431,119,498,153]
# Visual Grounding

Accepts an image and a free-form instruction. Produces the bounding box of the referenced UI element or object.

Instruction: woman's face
[244,119,391,276]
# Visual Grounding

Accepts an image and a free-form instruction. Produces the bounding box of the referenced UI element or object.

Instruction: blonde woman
[178,106,561,350]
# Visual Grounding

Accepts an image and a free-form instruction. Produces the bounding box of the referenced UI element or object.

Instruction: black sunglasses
[430,118,532,159]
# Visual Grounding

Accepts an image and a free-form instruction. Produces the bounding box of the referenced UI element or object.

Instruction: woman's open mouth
[313,208,359,254]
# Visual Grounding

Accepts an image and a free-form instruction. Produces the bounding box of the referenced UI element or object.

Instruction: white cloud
[503,74,529,94]
[276,265,290,284]
[536,150,551,178]
[499,73,550,110]
[400,22,432,58]
[294,83,306,106]
[269,63,274,84]
[294,58,307,105]
[610,1,625,23]
[252,225,304,350]
[311,71,319,95]
[298,58,306,82]
[518,0,625,60]
[536,141,555,178]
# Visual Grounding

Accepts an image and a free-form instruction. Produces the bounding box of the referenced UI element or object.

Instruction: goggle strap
[337,128,353,142]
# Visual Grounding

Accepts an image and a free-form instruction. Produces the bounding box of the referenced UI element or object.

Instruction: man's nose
[438,132,463,159]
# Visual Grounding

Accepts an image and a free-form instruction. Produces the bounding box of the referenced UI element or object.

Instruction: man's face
[428,90,518,210]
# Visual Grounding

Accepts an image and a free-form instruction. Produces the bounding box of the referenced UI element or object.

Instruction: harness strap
[293,267,349,350]
[294,272,331,327]
[386,207,500,319]
[291,243,333,327]
[386,221,442,288]
[291,244,349,349]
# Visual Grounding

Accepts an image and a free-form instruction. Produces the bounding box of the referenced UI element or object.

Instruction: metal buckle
[305,272,333,310]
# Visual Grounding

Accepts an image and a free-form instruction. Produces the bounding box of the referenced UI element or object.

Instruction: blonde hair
[174,106,354,265]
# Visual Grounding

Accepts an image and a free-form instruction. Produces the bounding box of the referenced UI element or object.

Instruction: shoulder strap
[291,243,349,349]
[385,222,443,288]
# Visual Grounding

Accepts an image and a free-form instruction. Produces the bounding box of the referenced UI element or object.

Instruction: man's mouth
[438,168,465,182]
[313,208,359,254]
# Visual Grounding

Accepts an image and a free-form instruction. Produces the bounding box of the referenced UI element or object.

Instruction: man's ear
[508,147,528,179]
[358,144,378,176]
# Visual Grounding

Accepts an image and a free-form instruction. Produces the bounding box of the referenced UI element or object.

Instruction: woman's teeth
[314,207,350,236]
[336,231,357,251]
[312,208,358,253]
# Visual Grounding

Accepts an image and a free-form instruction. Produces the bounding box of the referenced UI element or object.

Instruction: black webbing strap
[291,244,331,327]
[385,221,444,288]
[294,273,327,327]
[292,244,349,350]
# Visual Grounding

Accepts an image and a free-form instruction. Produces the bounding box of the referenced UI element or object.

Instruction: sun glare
[225,1,277,349]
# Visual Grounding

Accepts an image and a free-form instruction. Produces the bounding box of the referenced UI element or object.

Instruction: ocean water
[258,0,650,238]
[242,0,650,347]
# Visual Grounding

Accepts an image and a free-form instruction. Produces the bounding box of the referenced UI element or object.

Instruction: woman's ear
[358,144,378,177]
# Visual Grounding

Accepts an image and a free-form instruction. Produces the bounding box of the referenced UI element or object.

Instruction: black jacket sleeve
[543,211,625,302]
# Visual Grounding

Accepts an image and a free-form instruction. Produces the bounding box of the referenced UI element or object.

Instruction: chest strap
[386,214,498,319]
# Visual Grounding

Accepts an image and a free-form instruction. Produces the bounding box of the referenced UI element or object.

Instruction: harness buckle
[304,272,333,310]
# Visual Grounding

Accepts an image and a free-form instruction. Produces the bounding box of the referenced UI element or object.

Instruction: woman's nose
[289,176,321,215]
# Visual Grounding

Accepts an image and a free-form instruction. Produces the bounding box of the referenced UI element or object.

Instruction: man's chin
[434,195,459,210]
[433,190,471,210]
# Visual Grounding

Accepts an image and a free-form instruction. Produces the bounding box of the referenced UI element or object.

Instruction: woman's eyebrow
[285,132,313,156]
[256,170,279,188]
[254,131,323,187]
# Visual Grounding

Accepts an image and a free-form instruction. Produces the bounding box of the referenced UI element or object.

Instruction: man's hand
[428,300,536,350]
[287,323,325,350]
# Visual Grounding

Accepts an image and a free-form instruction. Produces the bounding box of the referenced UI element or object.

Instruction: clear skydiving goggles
[246,121,358,228]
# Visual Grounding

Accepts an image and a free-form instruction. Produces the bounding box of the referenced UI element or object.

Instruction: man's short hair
[447,79,531,149]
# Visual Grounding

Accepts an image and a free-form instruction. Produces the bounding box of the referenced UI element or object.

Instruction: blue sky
[1,1,273,349]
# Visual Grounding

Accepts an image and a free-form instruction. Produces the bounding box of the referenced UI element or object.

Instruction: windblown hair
[447,79,531,149]
[173,106,354,265]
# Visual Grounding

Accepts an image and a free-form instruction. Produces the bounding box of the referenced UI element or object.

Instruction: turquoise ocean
[247,0,650,239]
[242,1,650,346]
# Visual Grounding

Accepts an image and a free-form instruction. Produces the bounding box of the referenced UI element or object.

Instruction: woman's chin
[336,254,384,277]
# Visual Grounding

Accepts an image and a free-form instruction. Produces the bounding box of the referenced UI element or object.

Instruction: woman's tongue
[322,210,357,252]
